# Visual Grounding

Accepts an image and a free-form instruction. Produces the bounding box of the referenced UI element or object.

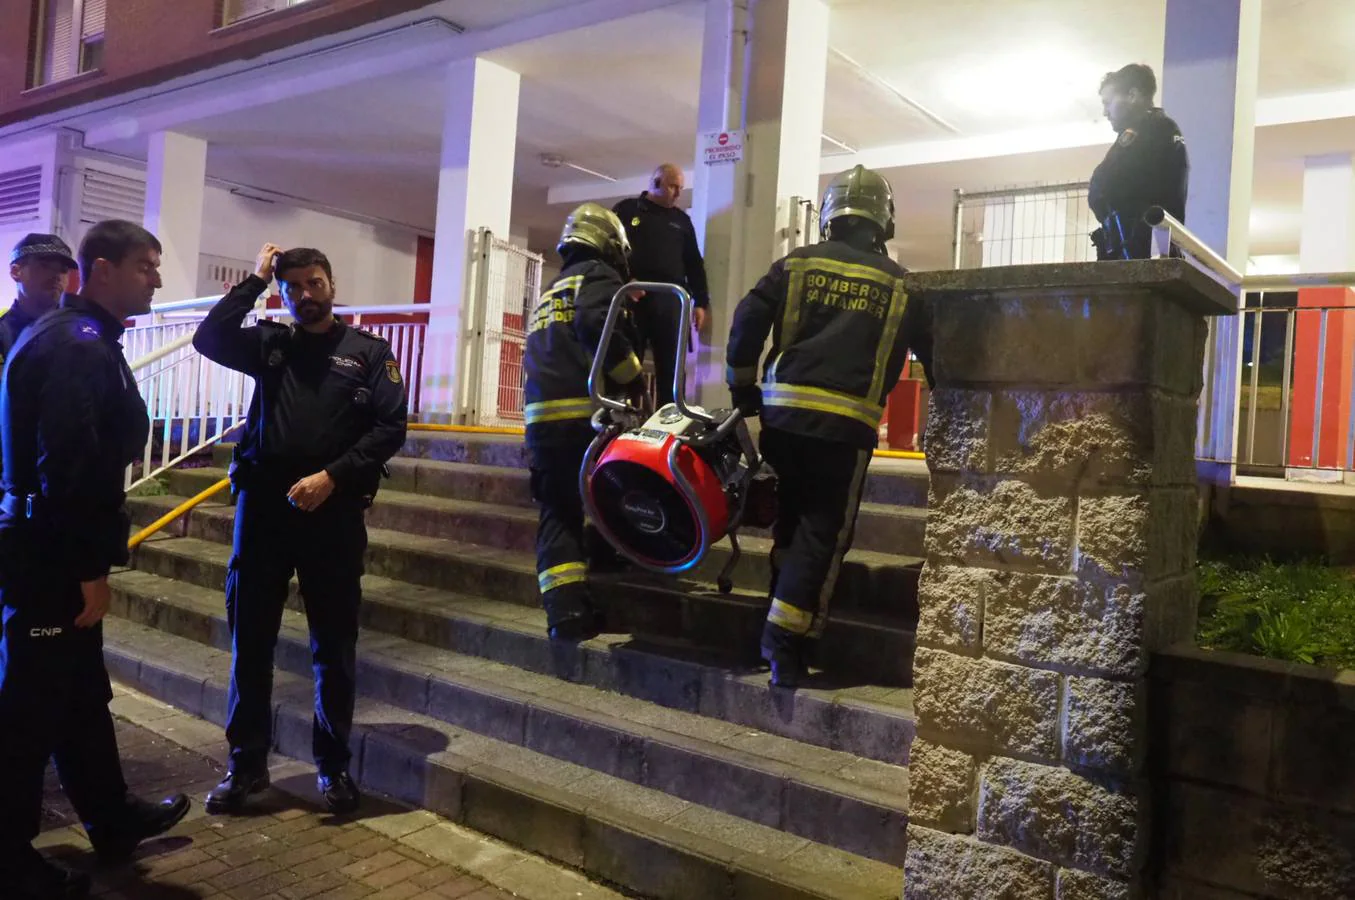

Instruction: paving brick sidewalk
[33,686,623,900]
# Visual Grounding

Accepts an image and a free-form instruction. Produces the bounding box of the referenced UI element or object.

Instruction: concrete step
[128,527,916,688]
[171,464,925,557]
[107,568,908,864]
[129,488,922,622]
[113,540,913,763]
[101,614,903,900]
[212,434,932,510]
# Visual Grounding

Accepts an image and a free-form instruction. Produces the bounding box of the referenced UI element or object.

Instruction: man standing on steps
[726,166,934,689]
[613,163,711,407]
[193,243,407,815]
[2,233,78,357]
[0,220,191,899]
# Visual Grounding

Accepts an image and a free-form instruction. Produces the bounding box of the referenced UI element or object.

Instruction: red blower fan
[579,283,769,593]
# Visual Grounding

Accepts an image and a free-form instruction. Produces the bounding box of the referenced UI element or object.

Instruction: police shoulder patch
[1118,129,1137,147]
[385,359,402,384]
[73,317,101,341]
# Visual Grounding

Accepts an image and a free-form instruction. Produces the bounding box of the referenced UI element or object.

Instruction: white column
[1300,155,1355,271]
[422,57,519,421]
[1161,0,1260,479]
[143,131,208,304]
[691,0,829,405]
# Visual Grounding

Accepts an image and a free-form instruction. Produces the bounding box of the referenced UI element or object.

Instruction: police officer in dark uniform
[727,166,933,688]
[0,220,191,899]
[1089,63,1190,260]
[194,243,407,815]
[3,233,78,358]
[525,203,644,642]
[613,164,711,407]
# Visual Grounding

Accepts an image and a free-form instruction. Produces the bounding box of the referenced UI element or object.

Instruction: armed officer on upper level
[194,244,407,816]
[1089,63,1190,260]
[726,165,934,688]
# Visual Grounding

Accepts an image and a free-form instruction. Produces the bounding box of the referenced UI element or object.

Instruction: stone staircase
[107,431,927,900]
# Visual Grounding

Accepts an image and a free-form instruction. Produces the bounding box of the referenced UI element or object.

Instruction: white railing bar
[153,302,433,321]
[1279,308,1295,465]
[129,331,197,372]
[1145,207,1245,291]
[1313,309,1329,467]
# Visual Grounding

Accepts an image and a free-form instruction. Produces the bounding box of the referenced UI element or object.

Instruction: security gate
[953,182,1097,269]
[461,228,544,426]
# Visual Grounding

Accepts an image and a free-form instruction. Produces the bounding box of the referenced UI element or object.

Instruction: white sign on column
[700,130,745,165]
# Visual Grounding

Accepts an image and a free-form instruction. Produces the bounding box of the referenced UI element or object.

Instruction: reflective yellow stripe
[782,262,808,348]
[768,599,813,635]
[727,365,758,387]
[868,280,909,402]
[609,352,642,384]
[538,561,587,594]
[810,448,871,638]
[762,383,884,430]
[525,397,594,424]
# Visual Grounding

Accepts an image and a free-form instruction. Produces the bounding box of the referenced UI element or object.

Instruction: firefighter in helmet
[726,165,934,688]
[523,202,644,642]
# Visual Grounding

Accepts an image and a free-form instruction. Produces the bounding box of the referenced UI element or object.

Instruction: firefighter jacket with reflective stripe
[524,258,641,448]
[726,240,934,449]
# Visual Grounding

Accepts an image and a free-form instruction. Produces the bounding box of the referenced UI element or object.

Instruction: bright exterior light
[938,48,1103,121]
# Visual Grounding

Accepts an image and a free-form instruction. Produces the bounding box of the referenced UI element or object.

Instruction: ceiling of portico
[69,0,1355,272]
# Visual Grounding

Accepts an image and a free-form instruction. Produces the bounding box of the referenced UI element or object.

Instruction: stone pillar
[422,57,519,420]
[901,260,1236,899]
[144,131,208,304]
[691,0,829,406]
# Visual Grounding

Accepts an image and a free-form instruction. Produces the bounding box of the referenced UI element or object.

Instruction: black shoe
[767,656,807,690]
[0,848,90,899]
[205,768,270,814]
[547,613,602,643]
[318,771,361,814]
[88,793,192,864]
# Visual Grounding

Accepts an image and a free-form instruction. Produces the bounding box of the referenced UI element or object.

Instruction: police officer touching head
[726,166,933,689]
[3,233,78,358]
[1090,63,1189,260]
[524,203,644,642]
[194,244,407,815]
[0,220,190,899]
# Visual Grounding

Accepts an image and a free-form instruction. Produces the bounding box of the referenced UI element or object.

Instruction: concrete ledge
[101,616,902,900]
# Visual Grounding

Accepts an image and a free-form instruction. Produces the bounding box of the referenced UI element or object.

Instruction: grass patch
[1197,557,1355,670]
[128,475,171,497]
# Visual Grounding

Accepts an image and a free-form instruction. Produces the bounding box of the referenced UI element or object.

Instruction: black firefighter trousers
[0,569,129,864]
[530,437,596,630]
[224,486,367,777]
[760,427,871,664]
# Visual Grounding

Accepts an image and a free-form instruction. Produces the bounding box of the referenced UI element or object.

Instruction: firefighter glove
[731,384,763,418]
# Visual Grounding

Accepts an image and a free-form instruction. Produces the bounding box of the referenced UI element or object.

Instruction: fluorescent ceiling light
[540,153,617,183]
[821,133,857,154]
[938,48,1103,120]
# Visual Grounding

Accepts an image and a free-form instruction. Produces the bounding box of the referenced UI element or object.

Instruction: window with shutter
[221,0,314,27]
[0,167,43,228]
[82,0,104,37]
[31,0,104,86]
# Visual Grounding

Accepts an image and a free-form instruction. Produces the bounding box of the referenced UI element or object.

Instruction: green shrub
[1196,557,1355,669]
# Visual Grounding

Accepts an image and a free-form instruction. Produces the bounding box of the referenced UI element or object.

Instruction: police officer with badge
[194,244,407,815]
[3,233,78,358]
[524,203,644,642]
[726,166,933,688]
[1089,63,1189,260]
[0,220,190,899]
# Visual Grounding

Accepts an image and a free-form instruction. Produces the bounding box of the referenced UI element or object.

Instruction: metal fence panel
[954,183,1097,269]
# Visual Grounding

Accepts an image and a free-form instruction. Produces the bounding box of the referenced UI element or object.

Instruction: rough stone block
[903,825,1053,900]
[1255,806,1355,899]
[923,389,991,474]
[1272,701,1355,815]
[1077,489,1197,580]
[983,574,1144,677]
[1056,868,1130,900]
[926,477,1075,574]
[907,739,976,833]
[931,294,1088,386]
[915,563,987,653]
[988,390,1198,487]
[1155,678,1273,795]
[977,757,1137,879]
[1063,676,1138,775]
[914,648,1060,759]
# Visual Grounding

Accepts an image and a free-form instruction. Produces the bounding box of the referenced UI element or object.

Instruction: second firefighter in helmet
[726,165,933,688]
[523,202,643,642]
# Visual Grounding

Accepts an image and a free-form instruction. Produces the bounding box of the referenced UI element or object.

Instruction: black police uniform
[0,304,40,361]
[0,296,149,869]
[1089,107,1189,260]
[192,275,407,778]
[727,239,933,673]
[612,193,710,407]
[523,251,641,636]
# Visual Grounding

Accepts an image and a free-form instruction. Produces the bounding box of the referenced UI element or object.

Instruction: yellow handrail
[127,477,231,551]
